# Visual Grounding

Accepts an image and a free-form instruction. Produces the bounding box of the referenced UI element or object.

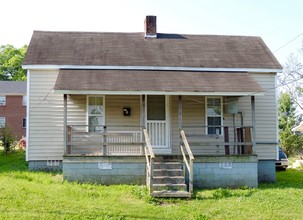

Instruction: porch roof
[54,70,264,96]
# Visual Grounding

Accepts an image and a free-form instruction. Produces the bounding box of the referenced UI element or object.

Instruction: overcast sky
[1,0,303,64]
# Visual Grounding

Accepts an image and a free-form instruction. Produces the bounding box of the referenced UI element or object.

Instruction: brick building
[0,81,27,139]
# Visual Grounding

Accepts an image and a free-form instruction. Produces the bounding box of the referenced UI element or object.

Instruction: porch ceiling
[54,70,264,96]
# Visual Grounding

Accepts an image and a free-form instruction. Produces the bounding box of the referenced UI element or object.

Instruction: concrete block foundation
[63,156,146,185]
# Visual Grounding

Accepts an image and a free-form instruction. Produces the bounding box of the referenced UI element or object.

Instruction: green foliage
[278,92,303,155]
[0,44,27,81]
[0,126,16,154]
[1,150,303,219]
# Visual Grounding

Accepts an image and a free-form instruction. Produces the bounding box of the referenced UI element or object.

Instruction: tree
[0,125,16,154]
[0,44,27,81]
[278,92,303,156]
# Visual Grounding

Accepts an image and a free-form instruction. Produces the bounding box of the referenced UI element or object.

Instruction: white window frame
[0,117,5,128]
[86,95,105,132]
[22,96,27,106]
[0,96,6,106]
[205,97,223,135]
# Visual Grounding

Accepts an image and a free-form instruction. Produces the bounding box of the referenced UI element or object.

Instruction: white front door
[146,95,170,154]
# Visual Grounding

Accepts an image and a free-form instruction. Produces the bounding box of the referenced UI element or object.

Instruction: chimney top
[144,16,157,38]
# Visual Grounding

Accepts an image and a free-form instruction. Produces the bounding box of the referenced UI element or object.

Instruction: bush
[0,126,16,154]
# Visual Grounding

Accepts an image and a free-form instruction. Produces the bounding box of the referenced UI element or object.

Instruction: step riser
[153,170,184,176]
[153,163,183,170]
[151,192,191,198]
[153,177,185,184]
[152,185,187,191]
[150,159,189,197]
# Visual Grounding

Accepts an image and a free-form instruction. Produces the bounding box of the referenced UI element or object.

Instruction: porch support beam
[63,94,67,154]
[142,95,146,128]
[251,96,256,155]
[178,95,183,130]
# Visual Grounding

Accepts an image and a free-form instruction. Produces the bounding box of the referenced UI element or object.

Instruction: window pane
[22,117,26,128]
[147,95,165,120]
[0,117,5,128]
[22,96,27,106]
[89,105,103,115]
[207,116,221,135]
[89,116,103,132]
[0,96,5,106]
[88,97,103,115]
[207,98,221,116]
[88,96,104,132]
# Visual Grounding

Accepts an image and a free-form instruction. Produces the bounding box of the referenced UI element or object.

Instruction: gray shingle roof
[23,31,282,70]
[0,81,27,95]
[54,70,264,94]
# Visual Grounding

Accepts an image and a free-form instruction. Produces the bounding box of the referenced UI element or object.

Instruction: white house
[23,16,282,197]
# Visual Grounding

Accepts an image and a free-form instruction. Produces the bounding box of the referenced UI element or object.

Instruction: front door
[146,95,170,154]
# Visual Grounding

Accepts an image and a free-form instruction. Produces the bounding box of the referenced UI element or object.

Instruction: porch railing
[146,121,166,147]
[183,125,254,155]
[143,128,155,194]
[65,125,144,156]
[180,130,194,195]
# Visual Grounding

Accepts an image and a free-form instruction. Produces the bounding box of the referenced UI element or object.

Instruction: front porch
[63,124,258,197]
[60,92,259,197]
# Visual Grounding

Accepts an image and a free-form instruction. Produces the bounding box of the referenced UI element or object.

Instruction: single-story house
[22,16,282,197]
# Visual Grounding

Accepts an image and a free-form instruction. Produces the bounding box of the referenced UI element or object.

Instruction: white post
[251,96,256,155]
[64,94,67,154]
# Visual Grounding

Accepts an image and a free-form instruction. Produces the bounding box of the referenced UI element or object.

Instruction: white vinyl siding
[28,70,64,161]
[232,73,277,159]
[171,96,205,154]
[252,72,278,160]
[27,69,277,160]
[106,95,141,130]
[66,95,141,130]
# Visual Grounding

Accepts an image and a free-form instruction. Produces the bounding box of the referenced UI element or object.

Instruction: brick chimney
[144,15,157,38]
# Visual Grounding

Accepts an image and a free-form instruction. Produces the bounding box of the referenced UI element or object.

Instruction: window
[22,96,27,106]
[206,97,223,135]
[0,96,6,106]
[0,117,5,128]
[22,117,26,128]
[87,96,104,132]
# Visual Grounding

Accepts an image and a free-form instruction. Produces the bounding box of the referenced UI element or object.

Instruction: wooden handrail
[180,130,194,160]
[180,130,194,195]
[143,129,155,194]
[143,129,155,159]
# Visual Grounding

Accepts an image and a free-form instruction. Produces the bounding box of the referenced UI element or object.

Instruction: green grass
[1,150,303,219]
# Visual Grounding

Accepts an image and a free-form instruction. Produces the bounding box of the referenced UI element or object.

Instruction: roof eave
[22,64,283,73]
[53,89,265,96]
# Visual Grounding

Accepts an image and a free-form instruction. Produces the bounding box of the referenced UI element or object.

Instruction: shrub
[0,126,16,154]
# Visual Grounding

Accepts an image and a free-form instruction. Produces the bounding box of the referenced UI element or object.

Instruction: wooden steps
[150,157,191,198]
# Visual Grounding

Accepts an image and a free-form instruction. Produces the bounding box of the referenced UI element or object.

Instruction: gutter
[22,64,283,73]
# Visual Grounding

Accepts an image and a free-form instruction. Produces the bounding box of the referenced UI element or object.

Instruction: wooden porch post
[251,96,256,155]
[142,95,146,155]
[178,95,183,130]
[63,94,67,154]
[142,95,146,128]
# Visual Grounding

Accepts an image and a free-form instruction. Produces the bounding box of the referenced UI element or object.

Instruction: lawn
[0,150,303,220]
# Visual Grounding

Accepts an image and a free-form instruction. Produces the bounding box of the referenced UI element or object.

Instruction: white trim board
[54,90,264,97]
[22,64,282,73]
